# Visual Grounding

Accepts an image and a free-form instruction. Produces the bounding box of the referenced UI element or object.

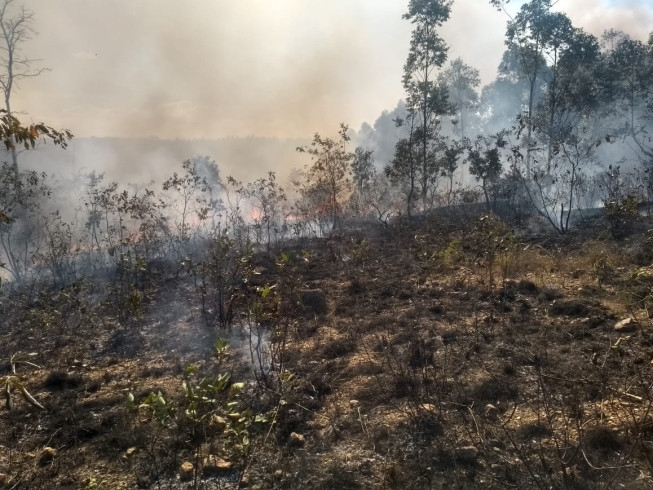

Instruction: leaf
[183,364,197,376]
[18,384,45,410]
[230,382,246,396]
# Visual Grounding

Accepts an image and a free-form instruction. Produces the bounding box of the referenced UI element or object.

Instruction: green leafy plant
[127,390,173,426]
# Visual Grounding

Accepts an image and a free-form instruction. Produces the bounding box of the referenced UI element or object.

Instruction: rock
[288,432,306,448]
[0,473,8,487]
[615,318,637,332]
[126,447,138,457]
[456,446,480,463]
[38,447,57,465]
[484,404,499,421]
[239,473,251,487]
[420,403,436,412]
[202,455,232,476]
[179,462,194,481]
[208,414,227,434]
[349,399,360,408]
[274,469,284,478]
[300,289,328,316]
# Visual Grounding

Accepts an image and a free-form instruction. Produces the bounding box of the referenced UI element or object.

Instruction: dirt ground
[2,213,653,489]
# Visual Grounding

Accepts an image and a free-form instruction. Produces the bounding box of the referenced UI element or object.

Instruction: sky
[9,0,653,140]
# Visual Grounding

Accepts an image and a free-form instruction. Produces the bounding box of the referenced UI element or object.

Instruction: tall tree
[350,146,376,217]
[438,57,481,139]
[385,107,420,218]
[601,34,653,165]
[491,0,572,173]
[402,0,453,210]
[533,28,601,172]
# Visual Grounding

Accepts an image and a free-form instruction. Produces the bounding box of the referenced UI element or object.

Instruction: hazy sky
[10,0,653,140]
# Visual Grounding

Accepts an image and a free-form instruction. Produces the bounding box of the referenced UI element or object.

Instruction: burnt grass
[2,214,653,489]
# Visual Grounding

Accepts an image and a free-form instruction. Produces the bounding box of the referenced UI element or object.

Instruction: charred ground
[2,211,653,489]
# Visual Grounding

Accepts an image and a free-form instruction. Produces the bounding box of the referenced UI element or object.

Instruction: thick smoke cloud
[4,0,651,184]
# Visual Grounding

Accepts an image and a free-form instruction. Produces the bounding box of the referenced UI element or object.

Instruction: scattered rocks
[455,445,480,463]
[484,404,499,421]
[239,473,251,487]
[208,414,227,434]
[202,455,232,476]
[179,462,194,481]
[38,447,57,466]
[300,289,328,316]
[614,317,637,332]
[288,432,306,448]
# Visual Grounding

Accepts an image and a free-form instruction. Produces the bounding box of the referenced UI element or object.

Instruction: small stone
[274,470,283,478]
[420,403,436,412]
[456,446,480,463]
[202,455,233,476]
[126,447,138,457]
[179,462,194,481]
[239,473,251,488]
[288,432,306,448]
[208,415,227,434]
[38,447,57,465]
[614,318,637,332]
[0,473,8,486]
[349,400,360,408]
[484,404,499,421]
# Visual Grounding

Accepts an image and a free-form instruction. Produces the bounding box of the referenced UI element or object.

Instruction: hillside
[2,213,653,489]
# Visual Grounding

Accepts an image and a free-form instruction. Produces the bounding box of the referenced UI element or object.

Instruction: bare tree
[0,0,45,169]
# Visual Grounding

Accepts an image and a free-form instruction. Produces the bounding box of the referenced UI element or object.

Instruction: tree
[479,46,538,135]
[402,0,453,210]
[0,112,71,283]
[440,140,465,206]
[241,171,287,252]
[162,159,211,253]
[491,0,574,173]
[601,33,653,167]
[296,124,352,232]
[438,58,481,139]
[467,132,507,209]
[385,109,419,218]
[350,146,376,217]
[351,146,375,195]
[0,0,46,169]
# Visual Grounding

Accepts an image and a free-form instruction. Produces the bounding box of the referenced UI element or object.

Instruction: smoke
[560,0,653,42]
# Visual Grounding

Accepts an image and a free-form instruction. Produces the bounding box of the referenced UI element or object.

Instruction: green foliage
[467,132,508,208]
[296,124,353,231]
[604,195,640,240]
[473,213,518,290]
[190,230,252,329]
[430,239,461,268]
[350,238,371,266]
[0,110,72,152]
[127,391,172,426]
